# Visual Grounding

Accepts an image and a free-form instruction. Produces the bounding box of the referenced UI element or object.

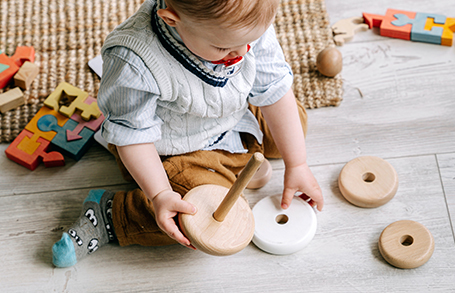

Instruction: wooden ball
[379,220,434,269]
[338,156,398,208]
[178,184,255,256]
[316,47,343,77]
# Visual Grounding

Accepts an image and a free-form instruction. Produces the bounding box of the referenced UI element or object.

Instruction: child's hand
[282,162,323,211]
[151,189,197,249]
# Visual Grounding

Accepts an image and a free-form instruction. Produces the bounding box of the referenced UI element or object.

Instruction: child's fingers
[160,218,192,247]
[173,199,197,215]
[281,187,296,209]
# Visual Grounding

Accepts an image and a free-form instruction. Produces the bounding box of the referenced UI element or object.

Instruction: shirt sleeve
[248,25,294,107]
[97,46,163,146]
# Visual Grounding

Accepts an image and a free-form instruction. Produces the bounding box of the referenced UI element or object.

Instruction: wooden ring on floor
[378,220,434,269]
[338,156,398,208]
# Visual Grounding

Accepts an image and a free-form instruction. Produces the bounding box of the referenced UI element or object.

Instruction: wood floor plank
[1,155,454,292]
[305,38,455,166]
[0,143,135,197]
[305,1,455,166]
[437,153,455,239]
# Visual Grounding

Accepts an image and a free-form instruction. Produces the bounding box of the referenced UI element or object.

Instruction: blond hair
[165,0,279,28]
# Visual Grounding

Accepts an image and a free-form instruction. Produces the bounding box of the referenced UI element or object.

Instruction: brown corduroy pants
[109,102,307,246]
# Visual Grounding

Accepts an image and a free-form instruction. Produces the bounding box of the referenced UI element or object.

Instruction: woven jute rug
[0,0,342,143]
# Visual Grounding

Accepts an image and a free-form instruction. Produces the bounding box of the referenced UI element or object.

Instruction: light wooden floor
[1,0,455,292]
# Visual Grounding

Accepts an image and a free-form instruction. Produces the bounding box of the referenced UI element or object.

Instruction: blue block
[393,12,446,44]
[37,114,95,160]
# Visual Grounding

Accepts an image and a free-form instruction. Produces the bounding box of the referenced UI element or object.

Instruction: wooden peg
[179,152,264,256]
[379,220,434,269]
[214,152,264,222]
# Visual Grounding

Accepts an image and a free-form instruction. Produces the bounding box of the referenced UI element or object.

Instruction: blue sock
[52,189,116,268]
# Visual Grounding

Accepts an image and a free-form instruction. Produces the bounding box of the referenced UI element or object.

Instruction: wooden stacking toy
[178,152,264,256]
[245,158,272,189]
[378,220,434,269]
[338,156,398,208]
[252,194,317,255]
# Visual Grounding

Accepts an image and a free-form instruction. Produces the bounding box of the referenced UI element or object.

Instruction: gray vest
[102,0,257,155]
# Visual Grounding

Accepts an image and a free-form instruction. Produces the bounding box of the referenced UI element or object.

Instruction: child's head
[158,0,280,62]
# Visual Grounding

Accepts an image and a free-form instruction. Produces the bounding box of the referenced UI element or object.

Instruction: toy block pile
[5,82,105,170]
[332,9,455,46]
[0,46,39,113]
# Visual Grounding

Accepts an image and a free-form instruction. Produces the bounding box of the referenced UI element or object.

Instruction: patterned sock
[52,189,116,267]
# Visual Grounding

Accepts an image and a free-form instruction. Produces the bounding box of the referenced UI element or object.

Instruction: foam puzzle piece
[43,81,101,121]
[5,129,65,171]
[0,63,9,74]
[59,94,101,121]
[332,17,369,45]
[67,98,104,141]
[363,9,417,40]
[44,81,89,113]
[0,53,20,89]
[37,114,95,160]
[10,46,35,67]
[424,17,455,46]
[24,106,69,145]
[14,61,39,90]
[393,13,446,44]
[0,87,24,114]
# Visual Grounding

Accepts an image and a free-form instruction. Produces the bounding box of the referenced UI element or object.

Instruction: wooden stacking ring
[338,156,398,208]
[252,194,317,255]
[246,158,272,189]
[179,153,264,256]
[378,220,434,269]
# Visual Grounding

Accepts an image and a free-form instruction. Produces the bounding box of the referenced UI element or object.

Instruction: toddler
[52,0,324,267]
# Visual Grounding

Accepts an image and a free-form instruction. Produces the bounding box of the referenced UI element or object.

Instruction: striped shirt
[99,20,293,153]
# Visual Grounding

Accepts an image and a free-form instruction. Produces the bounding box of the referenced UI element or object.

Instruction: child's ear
[157,8,180,27]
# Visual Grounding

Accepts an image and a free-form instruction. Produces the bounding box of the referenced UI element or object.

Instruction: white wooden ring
[378,220,434,269]
[338,156,398,208]
[252,194,317,255]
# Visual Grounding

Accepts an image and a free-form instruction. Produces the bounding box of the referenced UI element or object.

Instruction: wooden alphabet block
[0,87,24,113]
[14,61,39,90]
[0,53,20,89]
[10,46,35,67]
[5,129,65,171]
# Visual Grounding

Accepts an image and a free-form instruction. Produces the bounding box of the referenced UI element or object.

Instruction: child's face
[169,13,271,62]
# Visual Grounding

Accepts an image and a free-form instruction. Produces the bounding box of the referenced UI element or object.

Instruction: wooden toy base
[252,194,317,255]
[338,156,398,208]
[378,220,434,269]
[179,185,255,256]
